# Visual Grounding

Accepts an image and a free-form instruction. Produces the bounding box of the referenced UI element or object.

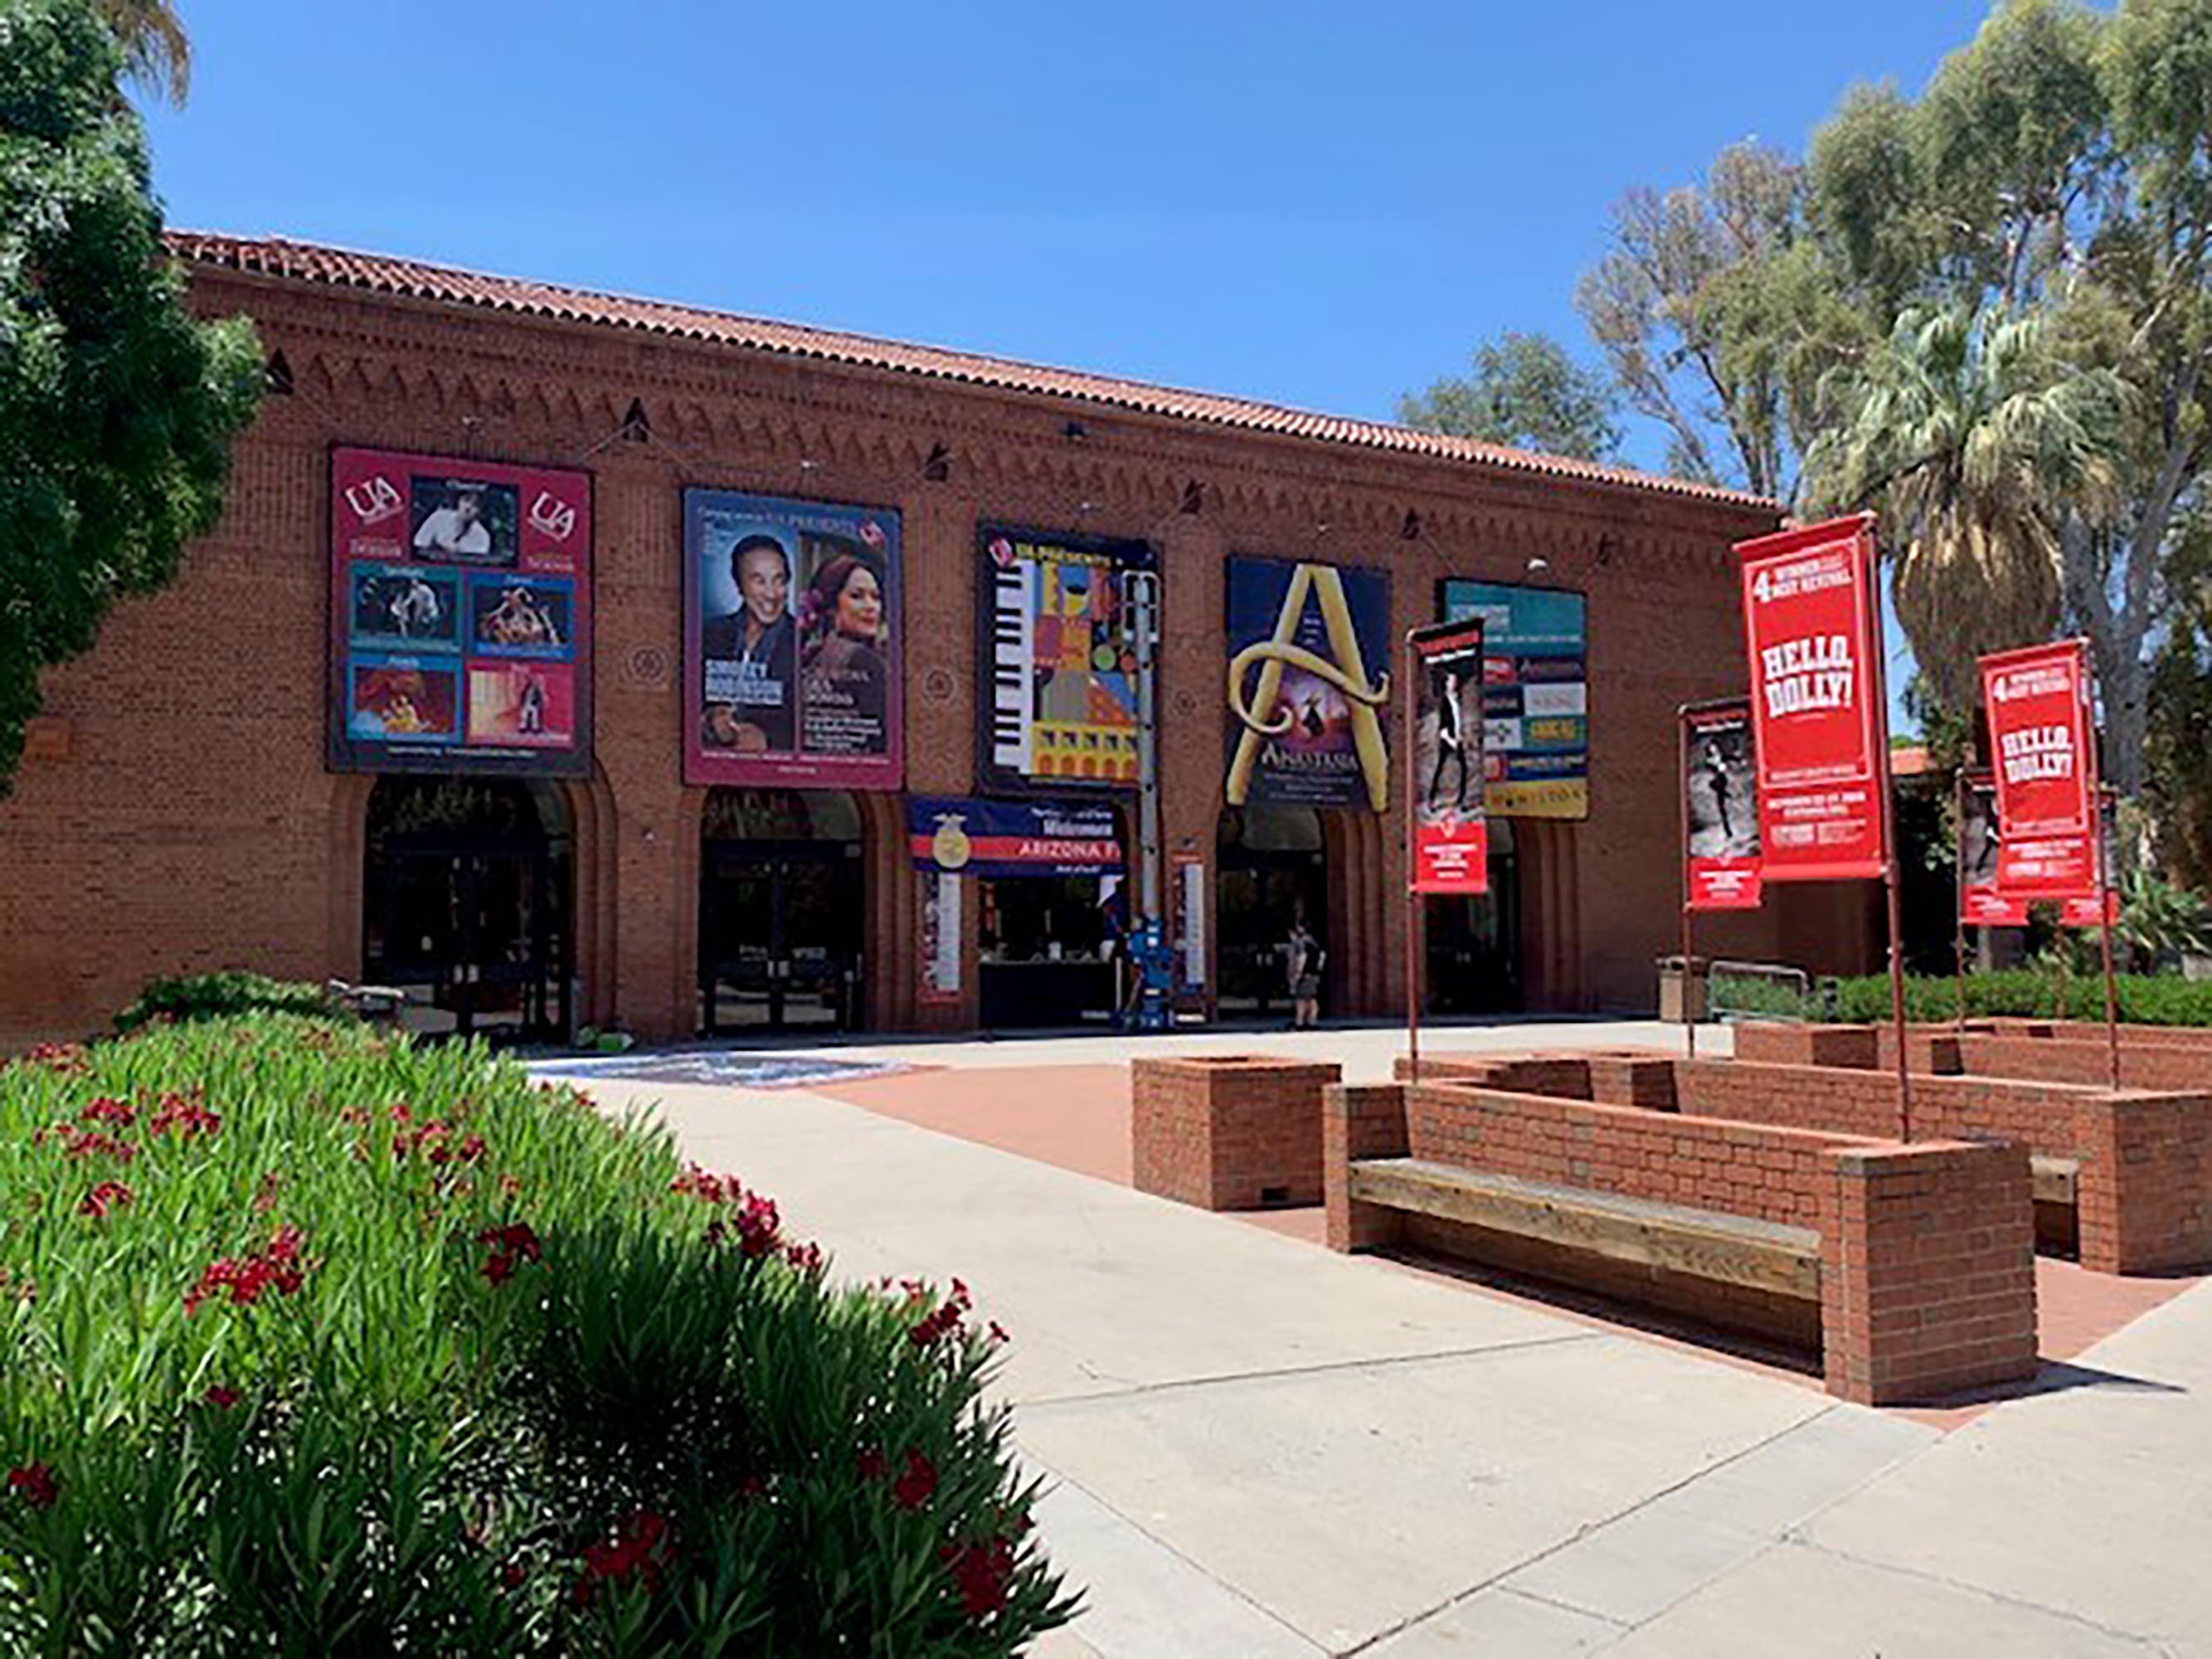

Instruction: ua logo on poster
[1225,562,1391,811]
[345,474,405,526]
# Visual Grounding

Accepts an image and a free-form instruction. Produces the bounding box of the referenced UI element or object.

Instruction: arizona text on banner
[1981,640,2098,898]
[1735,516,1888,882]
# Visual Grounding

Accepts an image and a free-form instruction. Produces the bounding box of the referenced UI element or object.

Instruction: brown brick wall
[1132,1056,1341,1211]
[1327,1078,2039,1404]
[0,263,1881,1047]
[1821,1141,2038,1404]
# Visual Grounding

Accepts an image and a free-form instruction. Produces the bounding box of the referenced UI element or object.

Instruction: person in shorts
[1286,921,1325,1031]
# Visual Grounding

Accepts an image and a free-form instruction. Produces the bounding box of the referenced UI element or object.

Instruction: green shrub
[0,1018,1076,1655]
[114,972,345,1034]
[1712,970,2212,1027]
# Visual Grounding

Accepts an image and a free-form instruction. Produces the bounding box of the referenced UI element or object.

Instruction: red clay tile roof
[167,230,1776,513]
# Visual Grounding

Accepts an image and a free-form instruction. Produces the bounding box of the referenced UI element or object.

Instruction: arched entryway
[1425,818,1523,1015]
[1215,804,1329,1023]
[698,789,863,1035]
[362,776,574,1042]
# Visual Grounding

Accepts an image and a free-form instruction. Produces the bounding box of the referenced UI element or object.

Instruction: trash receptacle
[1655,956,1708,1023]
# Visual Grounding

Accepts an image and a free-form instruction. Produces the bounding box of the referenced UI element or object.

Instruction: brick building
[0,233,1874,1048]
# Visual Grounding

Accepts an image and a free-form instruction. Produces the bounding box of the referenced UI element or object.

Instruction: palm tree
[1804,304,2132,711]
[95,0,191,105]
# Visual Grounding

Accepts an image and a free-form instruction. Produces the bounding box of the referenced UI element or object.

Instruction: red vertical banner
[1981,640,2097,898]
[1958,771,2030,927]
[1736,518,1889,881]
[1409,618,1489,893]
[1683,701,1763,910]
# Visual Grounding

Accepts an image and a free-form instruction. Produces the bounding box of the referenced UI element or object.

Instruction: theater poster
[1981,640,2098,899]
[1410,619,1489,893]
[1959,772,2028,927]
[1683,701,1762,911]
[978,524,1155,793]
[1738,517,1887,882]
[1438,581,1589,820]
[685,490,903,791]
[1224,557,1391,811]
[328,446,591,776]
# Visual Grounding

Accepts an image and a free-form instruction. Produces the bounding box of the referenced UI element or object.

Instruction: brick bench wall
[1132,1056,1342,1211]
[1324,1080,2038,1406]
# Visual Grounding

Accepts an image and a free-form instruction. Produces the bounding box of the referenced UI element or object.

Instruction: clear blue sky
[144,0,2000,727]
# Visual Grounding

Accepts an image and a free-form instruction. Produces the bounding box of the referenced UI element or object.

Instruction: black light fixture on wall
[923,442,952,482]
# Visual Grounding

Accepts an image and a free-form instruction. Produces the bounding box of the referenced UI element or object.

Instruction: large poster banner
[329,447,592,776]
[907,796,1123,878]
[1981,640,2097,898]
[979,524,1155,792]
[1224,557,1391,811]
[1410,619,1489,893]
[1738,518,1888,882]
[1960,772,2029,927]
[1438,581,1589,820]
[685,491,902,791]
[1684,702,1763,911]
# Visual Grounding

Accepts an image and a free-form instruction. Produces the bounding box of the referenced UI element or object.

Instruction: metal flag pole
[1403,629,1422,1085]
[1954,768,1969,1034]
[1679,707,1698,1058]
[2095,782,2122,1091]
[1864,518,1914,1141]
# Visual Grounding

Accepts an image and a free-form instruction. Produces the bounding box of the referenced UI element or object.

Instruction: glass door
[699,844,860,1034]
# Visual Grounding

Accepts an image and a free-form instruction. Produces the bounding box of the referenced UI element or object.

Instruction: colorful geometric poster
[328,447,591,776]
[684,490,903,791]
[1737,517,1889,882]
[978,524,1155,792]
[1684,701,1763,911]
[1960,773,2030,927]
[1982,640,2098,898]
[1438,581,1589,819]
[1410,619,1489,893]
[1224,557,1392,811]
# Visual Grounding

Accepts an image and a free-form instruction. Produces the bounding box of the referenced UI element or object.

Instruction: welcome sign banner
[1981,640,2098,899]
[1737,518,1888,882]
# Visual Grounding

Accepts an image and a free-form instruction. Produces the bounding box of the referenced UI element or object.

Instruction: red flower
[988,1321,1010,1345]
[201,1385,240,1409]
[150,1092,221,1138]
[55,1126,137,1162]
[733,1192,780,1258]
[500,1561,526,1591]
[22,1044,88,1077]
[892,1449,938,1511]
[481,1252,516,1287]
[575,1511,671,1606]
[477,1221,542,1286]
[856,1445,888,1481]
[784,1240,824,1274]
[79,1097,136,1129]
[941,1536,1016,1619]
[77,1181,133,1219]
[184,1225,310,1315]
[7,1462,56,1510]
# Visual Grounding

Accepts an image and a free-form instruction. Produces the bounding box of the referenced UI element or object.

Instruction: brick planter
[1131,1056,1341,1211]
[1736,1019,2212,1092]
[1325,1078,2039,1406]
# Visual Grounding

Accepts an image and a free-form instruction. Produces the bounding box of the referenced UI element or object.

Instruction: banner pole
[1679,708,1699,1058]
[2097,783,2121,1091]
[1865,519,1913,1141]
[1954,769,1969,1033]
[1403,629,1421,1086]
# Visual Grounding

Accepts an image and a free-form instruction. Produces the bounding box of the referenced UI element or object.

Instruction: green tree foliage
[1806,0,2212,799]
[0,0,260,793]
[1573,141,1867,499]
[2147,503,2212,886]
[1398,330,1623,462]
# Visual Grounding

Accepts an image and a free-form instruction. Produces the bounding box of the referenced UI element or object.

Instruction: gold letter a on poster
[1226,563,1391,811]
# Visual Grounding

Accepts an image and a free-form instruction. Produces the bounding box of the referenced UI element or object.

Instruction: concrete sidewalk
[573,1022,2210,1657]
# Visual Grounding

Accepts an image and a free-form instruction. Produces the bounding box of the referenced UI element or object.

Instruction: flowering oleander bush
[0,1017,1077,1655]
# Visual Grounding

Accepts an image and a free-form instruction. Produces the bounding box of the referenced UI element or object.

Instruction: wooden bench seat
[1346,1158,1821,1301]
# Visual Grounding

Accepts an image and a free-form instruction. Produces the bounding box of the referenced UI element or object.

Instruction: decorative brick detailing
[1324,1083,1411,1252]
[1737,1019,2212,1091]
[1821,1141,2038,1404]
[1131,1057,1341,1212]
[1325,1075,2040,1404]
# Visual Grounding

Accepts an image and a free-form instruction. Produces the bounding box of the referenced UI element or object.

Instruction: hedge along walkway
[577,1022,2212,1656]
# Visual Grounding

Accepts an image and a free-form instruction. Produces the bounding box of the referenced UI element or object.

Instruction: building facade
[0,234,1874,1048]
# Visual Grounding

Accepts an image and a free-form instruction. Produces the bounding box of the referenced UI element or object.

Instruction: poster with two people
[684,490,902,789]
